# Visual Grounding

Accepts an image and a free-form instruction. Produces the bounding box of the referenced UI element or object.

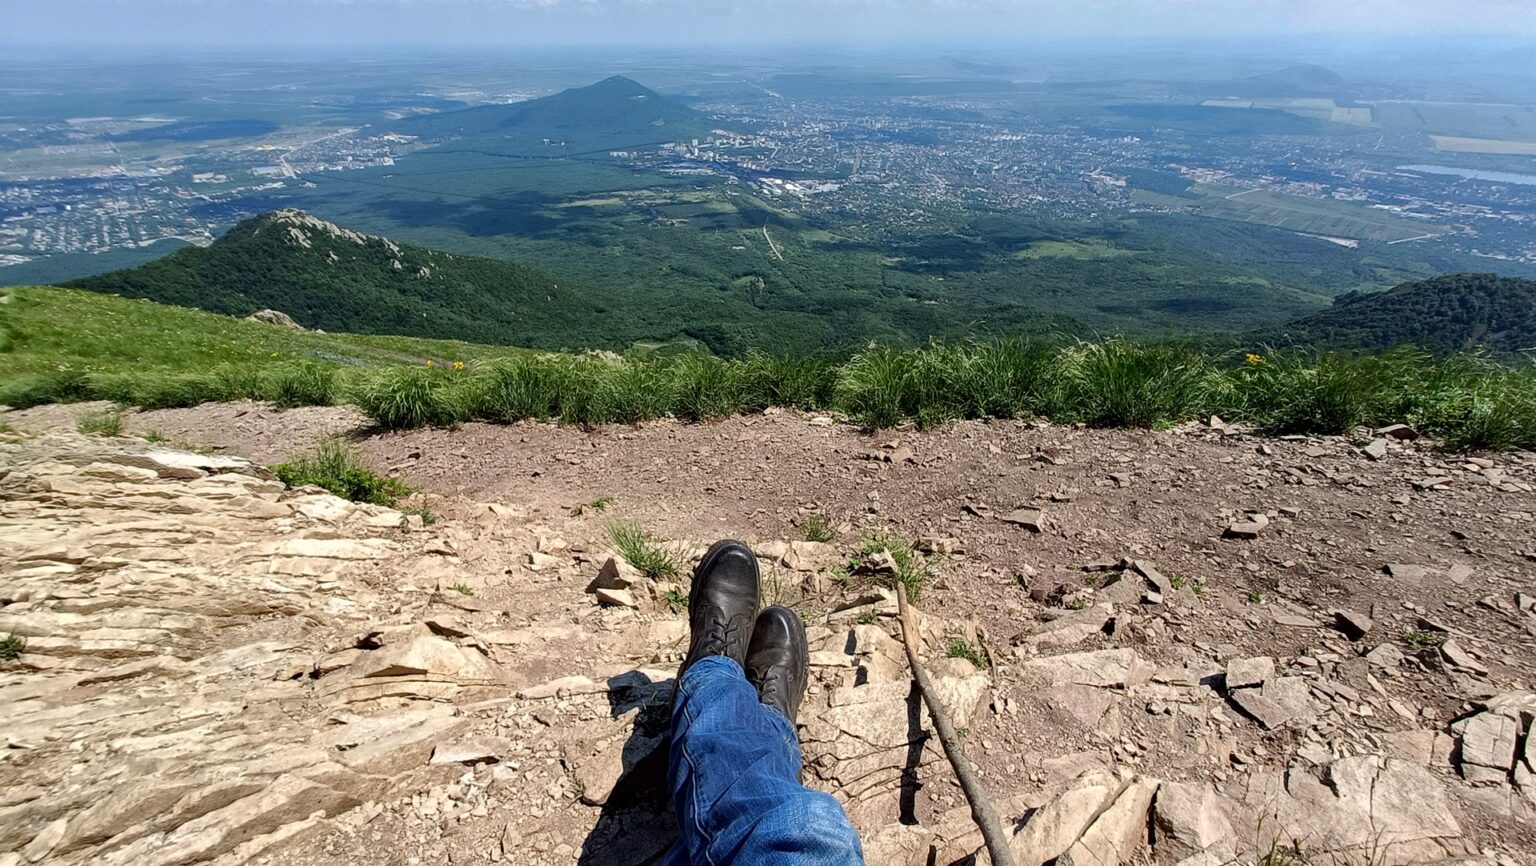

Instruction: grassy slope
[5,284,1535,453]
[0,284,527,378]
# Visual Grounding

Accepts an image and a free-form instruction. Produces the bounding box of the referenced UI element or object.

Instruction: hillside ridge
[64,210,633,351]
[1264,272,1536,355]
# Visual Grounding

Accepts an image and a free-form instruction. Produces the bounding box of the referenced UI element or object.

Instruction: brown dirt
[6,402,1535,864]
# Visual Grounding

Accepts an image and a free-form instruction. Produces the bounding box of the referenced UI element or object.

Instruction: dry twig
[894,584,1017,866]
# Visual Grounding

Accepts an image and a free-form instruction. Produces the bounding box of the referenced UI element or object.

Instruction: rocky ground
[3,403,1535,866]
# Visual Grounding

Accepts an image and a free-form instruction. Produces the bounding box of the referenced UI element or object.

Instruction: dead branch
[894,583,1018,866]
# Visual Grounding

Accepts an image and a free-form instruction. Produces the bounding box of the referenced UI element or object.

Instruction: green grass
[76,408,123,436]
[352,366,470,430]
[0,633,24,662]
[270,439,411,507]
[400,503,438,526]
[851,534,938,602]
[7,286,1536,453]
[0,285,527,385]
[801,513,836,543]
[607,521,683,580]
[570,495,614,516]
[946,638,987,669]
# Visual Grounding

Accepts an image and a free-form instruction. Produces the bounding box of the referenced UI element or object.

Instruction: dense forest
[1266,273,1536,355]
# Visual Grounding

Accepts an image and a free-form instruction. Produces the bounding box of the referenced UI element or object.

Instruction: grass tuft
[0,633,24,662]
[607,521,683,579]
[353,366,468,430]
[853,534,937,602]
[77,408,124,436]
[570,495,614,516]
[946,638,986,669]
[271,439,410,506]
[1062,339,1211,428]
[802,513,836,543]
[267,363,338,409]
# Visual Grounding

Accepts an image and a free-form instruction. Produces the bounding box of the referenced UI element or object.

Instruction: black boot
[678,539,760,681]
[745,606,810,724]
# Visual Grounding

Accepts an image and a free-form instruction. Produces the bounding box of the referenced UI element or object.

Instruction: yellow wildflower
[1245,353,1266,366]
[425,359,433,367]
[453,360,464,371]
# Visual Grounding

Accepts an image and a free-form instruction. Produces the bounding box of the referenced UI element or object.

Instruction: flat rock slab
[1230,676,1313,730]
[1001,509,1045,532]
[1021,649,1153,690]
[1225,656,1274,691]
[1454,712,1518,785]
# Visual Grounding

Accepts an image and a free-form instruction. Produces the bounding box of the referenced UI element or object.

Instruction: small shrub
[662,587,687,613]
[0,633,24,661]
[353,366,466,430]
[212,364,267,401]
[1403,628,1443,649]
[271,439,410,506]
[607,521,683,579]
[946,638,986,669]
[77,408,123,436]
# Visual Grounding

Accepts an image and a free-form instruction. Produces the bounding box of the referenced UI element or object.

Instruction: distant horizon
[7,0,1536,51]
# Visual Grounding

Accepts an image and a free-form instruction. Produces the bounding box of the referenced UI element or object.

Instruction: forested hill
[1266,273,1536,355]
[65,210,630,351]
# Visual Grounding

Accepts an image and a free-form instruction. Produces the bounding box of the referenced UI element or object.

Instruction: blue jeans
[663,656,866,866]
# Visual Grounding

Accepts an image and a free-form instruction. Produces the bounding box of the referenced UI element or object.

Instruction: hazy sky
[7,0,1535,49]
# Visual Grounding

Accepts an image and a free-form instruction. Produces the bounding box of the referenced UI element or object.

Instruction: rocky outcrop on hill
[243,308,303,329]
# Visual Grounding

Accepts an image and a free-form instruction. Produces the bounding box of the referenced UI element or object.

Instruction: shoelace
[691,605,746,658]
[754,662,789,711]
